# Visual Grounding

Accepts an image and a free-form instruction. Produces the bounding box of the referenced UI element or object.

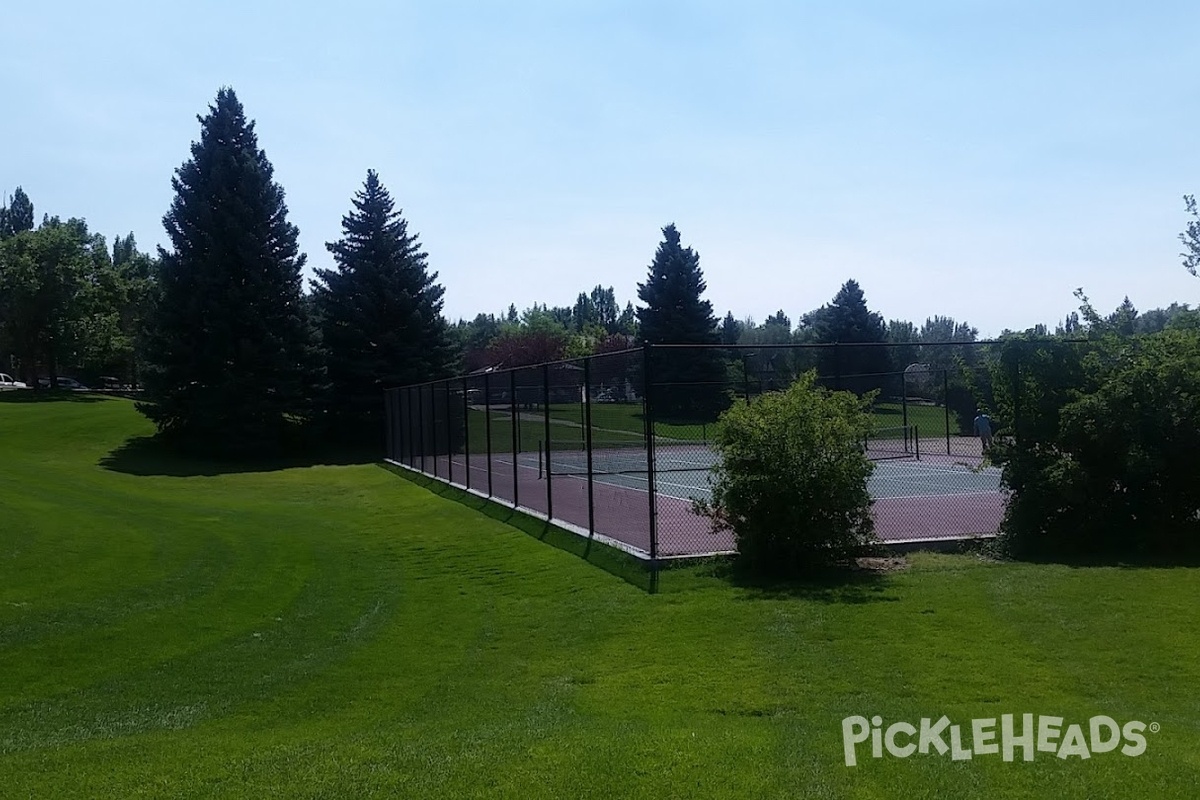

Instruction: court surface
[493,443,1007,556]
[413,444,1005,559]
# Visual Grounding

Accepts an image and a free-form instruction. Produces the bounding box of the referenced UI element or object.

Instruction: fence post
[444,380,453,484]
[404,387,413,466]
[543,363,553,521]
[943,369,951,456]
[417,386,426,473]
[643,344,659,566]
[484,373,493,497]
[462,376,471,491]
[384,389,394,461]
[431,385,439,479]
[510,370,519,507]
[584,356,595,537]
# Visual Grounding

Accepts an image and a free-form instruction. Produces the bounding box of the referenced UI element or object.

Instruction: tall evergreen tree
[139,87,314,450]
[589,285,619,333]
[636,224,718,345]
[720,311,743,345]
[636,224,727,420]
[802,279,891,393]
[312,169,454,433]
[0,187,34,240]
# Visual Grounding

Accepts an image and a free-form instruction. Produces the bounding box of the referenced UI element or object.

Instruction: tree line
[2,85,1197,453]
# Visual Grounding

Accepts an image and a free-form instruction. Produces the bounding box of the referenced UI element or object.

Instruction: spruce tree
[0,187,34,240]
[138,87,314,451]
[312,169,454,434]
[804,279,891,394]
[636,224,727,421]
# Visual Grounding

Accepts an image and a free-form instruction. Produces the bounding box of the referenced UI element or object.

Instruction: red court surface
[398,451,1003,560]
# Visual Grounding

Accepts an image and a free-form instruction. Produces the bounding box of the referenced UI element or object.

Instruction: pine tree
[636,224,727,421]
[803,279,891,394]
[138,88,314,451]
[312,169,454,433]
[0,187,35,240]
[720,311,743,345]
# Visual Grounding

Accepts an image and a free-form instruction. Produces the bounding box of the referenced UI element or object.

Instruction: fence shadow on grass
[101,434,381,477]
[382,463,658,593]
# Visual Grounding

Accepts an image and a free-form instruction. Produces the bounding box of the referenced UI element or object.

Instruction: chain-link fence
[385,340,1084,562]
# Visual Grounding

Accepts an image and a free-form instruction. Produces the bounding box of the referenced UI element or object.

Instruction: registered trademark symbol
[1149,722,1161,734]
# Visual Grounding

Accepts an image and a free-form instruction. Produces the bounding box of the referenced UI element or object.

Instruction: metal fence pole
[404,387,413,466]
[543,363,553,520]
[462,376,471,491]
[584,357,595,537]
[445,380,453,484]
[417,386,426,473]
[484,373,493,497]
[384,389,394,461]
[943,369,951,455]
[431,384,439,479]
[510,370,519,507]
[643,345,658,564]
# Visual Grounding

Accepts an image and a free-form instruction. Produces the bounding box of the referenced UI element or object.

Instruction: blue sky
[3,1,1197,336]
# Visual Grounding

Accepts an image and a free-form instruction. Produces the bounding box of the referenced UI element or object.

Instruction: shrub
[695,371,877,574]
[992,331,1200,557]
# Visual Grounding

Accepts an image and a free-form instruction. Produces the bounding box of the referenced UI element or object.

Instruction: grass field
[3,394,1199,798]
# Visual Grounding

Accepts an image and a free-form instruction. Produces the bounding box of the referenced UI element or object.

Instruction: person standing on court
[973,409,994,453]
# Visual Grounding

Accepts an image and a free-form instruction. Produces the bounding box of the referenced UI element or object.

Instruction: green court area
[3,394,1198,798]
[543,399,952,445]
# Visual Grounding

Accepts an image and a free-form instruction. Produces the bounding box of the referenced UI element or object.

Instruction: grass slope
[1,394,1198,798]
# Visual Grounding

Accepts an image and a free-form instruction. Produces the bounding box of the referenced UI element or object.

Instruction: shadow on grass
[0,390,111,404]
[100,435,381,477]
[706,557,902,604]
[1005,549,1200,570]
[382,463,659,592]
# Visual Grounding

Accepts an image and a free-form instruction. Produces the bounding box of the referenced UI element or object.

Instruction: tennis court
[386,346,1011,561]
[482,438,1005,557]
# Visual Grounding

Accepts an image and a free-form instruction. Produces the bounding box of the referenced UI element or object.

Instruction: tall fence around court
[385,340,1047,562]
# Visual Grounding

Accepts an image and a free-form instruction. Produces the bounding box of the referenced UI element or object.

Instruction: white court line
[871,471,1000,484]
[446,457,1000,504]
[874,464,1001,476]
[873,489,1005,501]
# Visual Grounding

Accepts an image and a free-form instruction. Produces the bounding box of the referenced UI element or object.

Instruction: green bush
[992,331,1200,557]
[695,372,877,574]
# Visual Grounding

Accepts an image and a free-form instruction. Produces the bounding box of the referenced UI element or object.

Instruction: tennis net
[538,438,717,477]
[864,425,919,461]
[537,423,918,477]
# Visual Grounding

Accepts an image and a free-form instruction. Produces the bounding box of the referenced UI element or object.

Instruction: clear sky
[3,1,1197,337]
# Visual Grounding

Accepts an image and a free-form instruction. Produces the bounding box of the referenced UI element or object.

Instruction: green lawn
[2,394,1199,798]
[873,401,951,440]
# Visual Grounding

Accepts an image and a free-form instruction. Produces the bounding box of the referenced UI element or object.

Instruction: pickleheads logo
[842,714,1158,767]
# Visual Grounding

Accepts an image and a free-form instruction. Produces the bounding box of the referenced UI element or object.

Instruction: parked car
[37,377,90,390]
[99,376,125,390]
[0,373,27,390]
